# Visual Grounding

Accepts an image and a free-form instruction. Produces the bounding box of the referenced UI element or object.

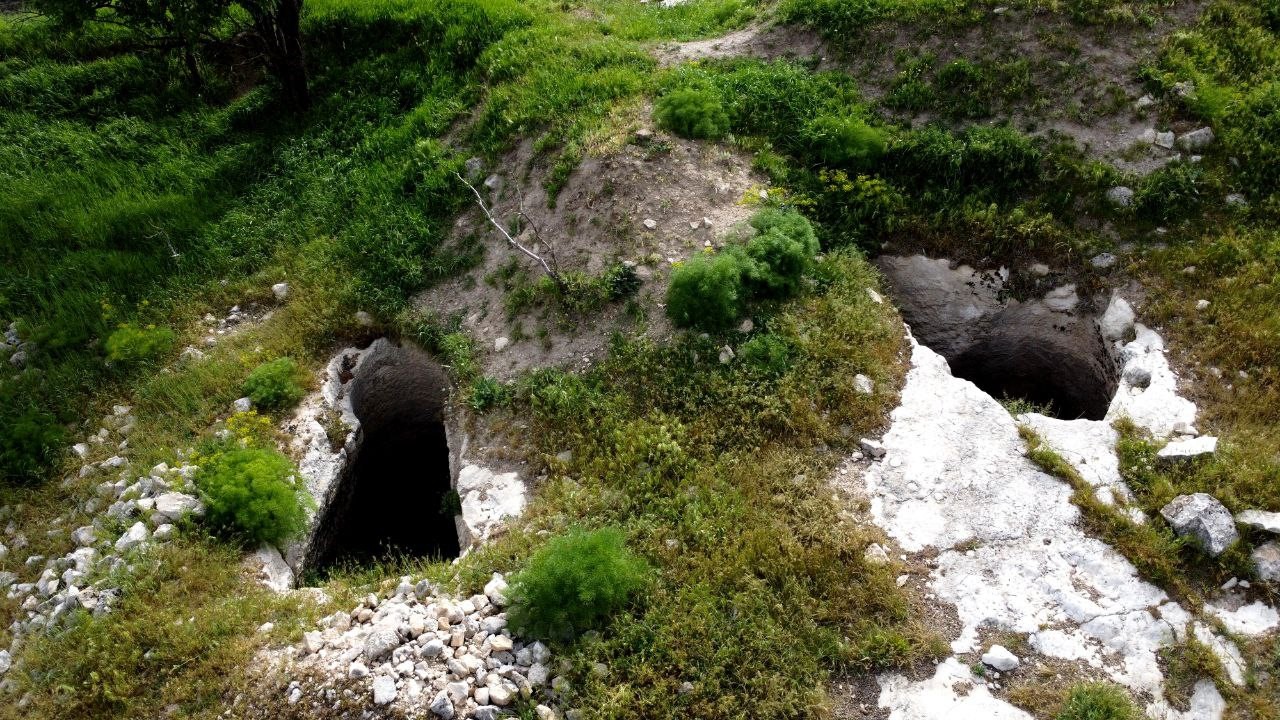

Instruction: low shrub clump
[104,324,175,365]
[666,251,748,331]
[738,333,792,376]
[667,208,820,331]
[196,447,310,546]
[507,526,651,639]
[802,114,885,168]
[655,87,729,140]
[243,357,307,410]
[1056,683,1139,720]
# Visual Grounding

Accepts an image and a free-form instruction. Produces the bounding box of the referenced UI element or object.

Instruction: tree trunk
[253,0,310,110]
[183,45,203,92]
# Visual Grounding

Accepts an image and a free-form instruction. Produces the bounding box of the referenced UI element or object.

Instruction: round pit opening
[309,343,459,574]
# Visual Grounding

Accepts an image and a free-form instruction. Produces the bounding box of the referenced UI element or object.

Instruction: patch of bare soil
[654,23,829,67]
[413,129,766,381]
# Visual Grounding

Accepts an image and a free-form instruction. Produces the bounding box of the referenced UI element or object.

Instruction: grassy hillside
[0,0,1277,717]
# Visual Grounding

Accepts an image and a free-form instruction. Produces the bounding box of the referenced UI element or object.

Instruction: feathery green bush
[655,88,729,140]
[507,526,650,639]
[743,208,820,298]
[243,358,307,411]
[196,447,310,546]
[802,114,886,168]
[666,251,747,331]
[104,324,175,365]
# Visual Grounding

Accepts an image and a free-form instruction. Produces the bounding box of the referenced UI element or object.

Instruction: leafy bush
[885,126,966,190]
[602,262,642,301]
[243,357,307,411]
[666,251,747,331]
[1135,162,1203,221]
[961,125,1042,193]
[104,324,175,365]
[655,88,729,140]
[739,333,792,376]
[802,114,886,168]
[0,407,65,484]
[742,208,820,298]
[196,448,310,546]
[507,526,650,639]
[935,59,991,118]
[1056,683,1139,720]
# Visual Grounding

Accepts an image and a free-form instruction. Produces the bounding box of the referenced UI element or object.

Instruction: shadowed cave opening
[311,344,459,574]
[947,320,1118,421]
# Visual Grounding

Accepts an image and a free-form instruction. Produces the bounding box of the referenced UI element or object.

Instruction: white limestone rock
[457,464,526,549]
[1160,493,1239,556]
[248,544,295,593]
[981,645,1019,671]
[152,492,204,522]
[1156,436,1217,462]
[372,675,397,705]
[1252,541,1280,583]
[1099,296,1135,342]
[272,282,290,301]
[1107,325,1198,438]
[1236,510,1280,535]
[114,521,149,552]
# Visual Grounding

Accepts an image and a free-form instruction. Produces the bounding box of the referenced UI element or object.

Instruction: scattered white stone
[72,443,89,458]
[354,310,374,327]
[1224,193,1247,207]
[494,336,510,352]
[485,573,509,606]
[1099,295,1135,342]
[0,649,10,676]
[114,522,149,552]
[866,288,884,304]
[1236,510,1280,535]
[430,689,455,718]
[71,525,96,547]
[718,345,735,364]
[864,543,890,565]
[1252,541,1280,583]
[233,397,252,413]
[1208,599,1279,635]
[1176,127,1214,152]
[1156,436,1217,461]
[153,492,203,521]
[372,675,397,705]
[1160,493,1239,556]
[1090,252,1118,269]
[642,218,658,230]
[854,374,874,394]
[1195,299,1210,311]
[981,645,1020,671]
[859,438,886,459]
[272,282,290,301]
[248,544,295,593]
[457,465,526,548]
[349,662,369,679]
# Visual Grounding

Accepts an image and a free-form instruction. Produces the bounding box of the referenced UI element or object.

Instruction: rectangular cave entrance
[309,343,460,575]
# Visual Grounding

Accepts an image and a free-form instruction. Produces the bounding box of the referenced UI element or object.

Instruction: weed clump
[655,88,729,140]
[104,324,175,365]
[196,448,310,546]
[507,526,650,639]
[1056,683,1139,720]
[739,333,792,376]
[243,357,307,411]
[743,208,820,298]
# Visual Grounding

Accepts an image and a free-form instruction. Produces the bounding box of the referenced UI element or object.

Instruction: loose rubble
[259,573,563,720]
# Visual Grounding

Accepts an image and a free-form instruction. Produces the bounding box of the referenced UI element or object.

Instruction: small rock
[1105,186,1135,207]
[271,282,289,301]
[363,624,401,661]
[430,689,455,718]
[494,336,510,352]
[718,345,735,364]
[372,675,397,705]
[354,310,374,327]
[1160,493,1239,556]
[464,156,485,180]
[738,318,754,333]
[114,522,149,552]
[1028,263,1050,277]
[1236,510,1280,535]
[1153,130,1176,149]
[349,662,370,679]
[1224,193,1248,207]
[1157,436,1217,461]
[1252,542,1280,583]
[866,288,884,304]
[634,128,653,144]
[535,705,559,720]
[1134,94,1156,109]
[853,374,874,395]
[642,218,658,231]
[153,492,203,521]
[1195,299,1210,311]
[1176,127,1215,152]
[72,443,89,458]
[1090,252,1118,269]
[864,543,889,565]
[71,526,96,547]
[483,174,502,191]
[1122,365,1152,388]
[488,681,515,706]
[981,645,1020,671]
[859,438,887,459]
[233,397,252,413]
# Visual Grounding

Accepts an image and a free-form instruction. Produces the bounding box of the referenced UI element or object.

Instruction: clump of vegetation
[1134,162,1204,221]
[104,324,175,365]
[507,526,651,639]
[666,251,748,331]
[655,88,729,140]
[1056,683,1139,720]
[668,208,820,331]
[196,447,310,546]
[469,376,512,411]
[810,169,905,248]
[739,333,792,376]
[242,357,307,410]
[802,114,885,168]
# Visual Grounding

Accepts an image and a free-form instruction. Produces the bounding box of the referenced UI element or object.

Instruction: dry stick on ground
[456,173,565,291]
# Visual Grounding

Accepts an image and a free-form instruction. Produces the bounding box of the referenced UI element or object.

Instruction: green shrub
[440,331,479,381]
[655,88,729,140]
[1135,162,1203,221]
[812,169,905,247]
[666,251,747,331]
[0,407,66,484]
[469,376,511,411]
[739,333,792,376]
[507,526,650,639]
[802,114,886,168]
[104,324,175,365]
[743,208,819,298]
[196,448,310,546]
[602,262,642,301]
[936,59,991,118]
[1056,683,1139,720]
[243,357,307,411]
[886,126,966,189]
[961,125,1042,193]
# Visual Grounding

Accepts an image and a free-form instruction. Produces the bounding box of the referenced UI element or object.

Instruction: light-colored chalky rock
[1160,493,1239,557]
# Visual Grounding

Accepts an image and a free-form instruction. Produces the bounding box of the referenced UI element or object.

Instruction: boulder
[248,545,295,593]
[1099,296,1135,342]
[1160,493,1239,556]
[1237,510,1280,535]
[272,282,290,301]
[1176,127,1215,152]
[1105,186,1135,207]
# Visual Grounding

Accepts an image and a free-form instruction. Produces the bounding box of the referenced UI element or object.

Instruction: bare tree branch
[456,173,564,290]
